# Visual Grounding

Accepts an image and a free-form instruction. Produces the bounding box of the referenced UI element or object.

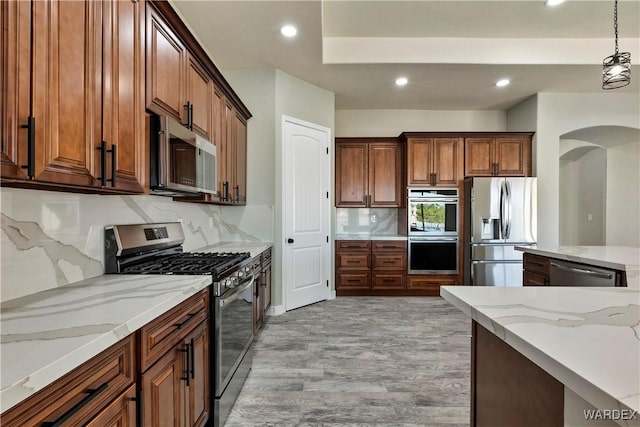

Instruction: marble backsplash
[0,188,274,302]
[335,208,401,235]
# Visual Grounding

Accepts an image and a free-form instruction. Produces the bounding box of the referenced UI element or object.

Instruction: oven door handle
[409,237,458,242]
[220,277,254,307]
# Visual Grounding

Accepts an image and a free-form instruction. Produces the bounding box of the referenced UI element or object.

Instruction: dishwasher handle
[549,262,613,279]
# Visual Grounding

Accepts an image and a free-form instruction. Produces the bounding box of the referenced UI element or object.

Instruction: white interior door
[282,116,331,311]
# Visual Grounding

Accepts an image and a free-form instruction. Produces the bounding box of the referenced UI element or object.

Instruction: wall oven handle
[409,237,458,242]
[220,277,254,307]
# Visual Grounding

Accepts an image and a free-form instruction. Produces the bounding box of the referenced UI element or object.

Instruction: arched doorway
[558,126,640,247]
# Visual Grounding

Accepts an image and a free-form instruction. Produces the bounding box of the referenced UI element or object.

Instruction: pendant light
[602,0,631,89]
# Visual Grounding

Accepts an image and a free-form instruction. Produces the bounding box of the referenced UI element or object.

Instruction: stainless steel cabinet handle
[549,262,613,279]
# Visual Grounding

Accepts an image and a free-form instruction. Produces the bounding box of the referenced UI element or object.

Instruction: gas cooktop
[122,252,250,276]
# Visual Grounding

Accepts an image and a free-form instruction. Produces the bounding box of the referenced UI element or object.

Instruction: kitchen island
[516,245,639,289]
[441,286,640,427]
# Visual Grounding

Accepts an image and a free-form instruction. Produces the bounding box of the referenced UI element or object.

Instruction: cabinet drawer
[372,240,407,251]
[139,288,209,372]
[1,335,135,427]
[523,271,549,286]
[372,273,405,289]
[407,275,457,290]
[523,253,550,276]
[336,241,371,252]
[261,248,272,264]
[337,273,370,289]
[373,253,406,270]
[337,253,370,270]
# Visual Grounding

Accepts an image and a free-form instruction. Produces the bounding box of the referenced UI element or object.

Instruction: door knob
[287,238,294,244]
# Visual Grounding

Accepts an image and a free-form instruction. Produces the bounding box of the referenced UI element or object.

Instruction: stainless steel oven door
[408,237,458,274]
[408,198,458,236]
[214,275,255,397]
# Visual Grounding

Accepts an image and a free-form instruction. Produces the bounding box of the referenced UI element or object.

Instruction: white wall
[606,141,640,247]
[224,69,336,310]
[335,109,507,137]
[559,147,607,246]
[509,93,640,246]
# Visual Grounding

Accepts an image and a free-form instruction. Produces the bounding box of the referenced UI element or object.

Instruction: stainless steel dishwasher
[549,259,619,286]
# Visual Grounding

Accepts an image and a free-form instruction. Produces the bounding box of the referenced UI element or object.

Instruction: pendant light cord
[614,0,619,55]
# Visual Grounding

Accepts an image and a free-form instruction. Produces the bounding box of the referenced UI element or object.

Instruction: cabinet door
[234,113,247,204]
[86,385,136,427]
[432,138,461,186]
[1,0,31,180]
[495,137,528,176]
[101,0,145,193]
[335,142,367,207]
[368,142,402,207]
[30,0,101,187]
[219,100,236,202]
[185,321,210,427]
[146,4,186,122]
[407,138,432,186]
[141,344,186,427]
[262,263,272,319]
[464,138,494,177]
[187,56,212,139]
[212,88,226,196]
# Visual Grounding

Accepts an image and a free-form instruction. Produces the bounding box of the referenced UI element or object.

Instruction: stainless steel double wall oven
[408,188,459,274]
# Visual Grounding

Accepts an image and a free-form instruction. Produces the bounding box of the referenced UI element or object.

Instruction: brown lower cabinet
[0,335,136,426]
[0,289,210,427]
[336,240,457,296]
[472,321,563,426]
[255,248,273,333]
[141,319,209,427]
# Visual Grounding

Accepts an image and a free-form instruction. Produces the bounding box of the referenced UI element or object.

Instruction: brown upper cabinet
[146,4,187,123]
[405,136,463,187]
[146,4,213,141]
[465,135,532,177]
[335,138,403,208]
[1,0,145,193]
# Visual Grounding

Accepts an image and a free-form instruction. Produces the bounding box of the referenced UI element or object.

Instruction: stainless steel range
[104,222,256,427]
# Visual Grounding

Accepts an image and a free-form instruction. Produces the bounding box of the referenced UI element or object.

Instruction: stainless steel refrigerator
[463,177,537,286]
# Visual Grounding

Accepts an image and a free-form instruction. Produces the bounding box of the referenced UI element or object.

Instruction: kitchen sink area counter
[516,245,640,289]
[0,274,212,414]
[441,285,640,426]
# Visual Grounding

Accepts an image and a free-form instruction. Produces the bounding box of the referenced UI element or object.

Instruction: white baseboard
[329,291,336,300]
[268,304,286,316]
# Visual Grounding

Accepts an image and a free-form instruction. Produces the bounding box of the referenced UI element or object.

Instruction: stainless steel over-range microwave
[150,115,217,196]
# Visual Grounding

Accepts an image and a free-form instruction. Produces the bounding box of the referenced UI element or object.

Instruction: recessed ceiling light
[495,79,510,87]
[395,77,408,86]
[545,0,565,6]
[280,25,297,38]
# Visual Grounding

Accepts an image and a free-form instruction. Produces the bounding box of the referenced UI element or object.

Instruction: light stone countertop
[0,274,212,414]
[441,286,640,425]
[335,234,408,241]
[197,241,273,258]
[515,245,639,290]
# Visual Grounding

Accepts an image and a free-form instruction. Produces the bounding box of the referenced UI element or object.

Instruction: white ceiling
[172,0,640,110]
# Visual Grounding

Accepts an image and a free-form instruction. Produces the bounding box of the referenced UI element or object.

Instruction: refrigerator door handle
[499,181,507,238]
[505,180,512,239]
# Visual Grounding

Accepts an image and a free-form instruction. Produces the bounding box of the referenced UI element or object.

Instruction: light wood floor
[226,297,471,426]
